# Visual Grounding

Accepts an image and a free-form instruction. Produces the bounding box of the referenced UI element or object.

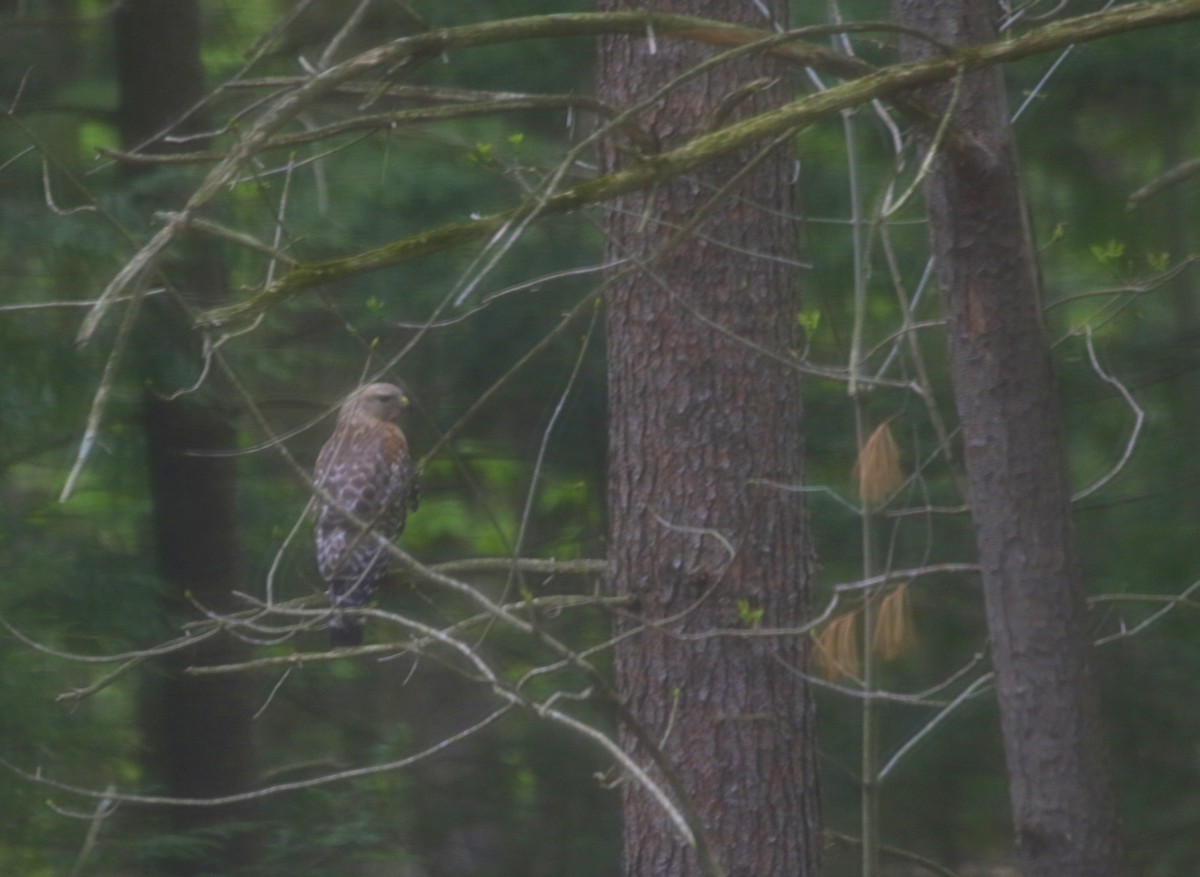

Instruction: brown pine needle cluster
[854,420,904,505]
[815,611,861,680]
[873,581,916,660]
[816,583,918,680]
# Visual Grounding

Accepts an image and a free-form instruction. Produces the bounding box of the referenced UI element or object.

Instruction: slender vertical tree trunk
[139,397,260,874]
[597,3,821,876]
[892,1,1124,874]
[113,2,259,873]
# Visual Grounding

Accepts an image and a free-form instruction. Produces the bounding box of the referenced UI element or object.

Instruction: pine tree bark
[597,2,821,876]
[891,1,1125,874]
[113,2,260,873]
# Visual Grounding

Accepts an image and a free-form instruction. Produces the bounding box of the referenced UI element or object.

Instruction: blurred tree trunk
[113,2,260,873]
[597,2,821,876]
[891,1,1125,874]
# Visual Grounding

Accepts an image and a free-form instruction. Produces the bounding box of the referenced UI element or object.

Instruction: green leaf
[736,598,765,628]
[796,308,821,336]
[1089,239,1125,264]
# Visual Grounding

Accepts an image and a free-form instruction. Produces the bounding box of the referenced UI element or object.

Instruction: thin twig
[878,672,995,779]
[65,785,116,877]
[1071,326,1143,501]
[42,157,97,216]
[56,659,144,704]
[318,0,374,69]
[501,306,599,617]
[0,706,513,807]
[59,289,142,501]
[826,829,967,877]
[1095,578,1200,646]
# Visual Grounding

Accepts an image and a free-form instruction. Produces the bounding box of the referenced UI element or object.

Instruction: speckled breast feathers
[313,383,417,644]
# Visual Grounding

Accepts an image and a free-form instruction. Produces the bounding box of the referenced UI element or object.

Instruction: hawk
[314,382,418,647]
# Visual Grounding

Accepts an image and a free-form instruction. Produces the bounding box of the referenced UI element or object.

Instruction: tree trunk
[113,2,260,873]
[139,396,260,874]
[597,3,821,876]
[891,1,1125,874]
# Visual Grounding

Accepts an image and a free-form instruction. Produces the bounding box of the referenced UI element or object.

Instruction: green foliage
[796,307,821,339]
[1146,250,1170,273]
[1090,238,1127,266]
[736,598,765,627]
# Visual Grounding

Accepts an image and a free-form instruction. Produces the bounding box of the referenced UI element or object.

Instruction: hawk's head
[342,382,409,424]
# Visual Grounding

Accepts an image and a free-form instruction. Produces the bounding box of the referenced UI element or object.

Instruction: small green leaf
[796,308,821,336]
[1090,239,1125,264]
[465,141,495,166]
[737,598,765,628]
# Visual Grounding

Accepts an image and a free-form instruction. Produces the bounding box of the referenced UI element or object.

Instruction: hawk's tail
[328,572,374,648]
[328,613,364,647]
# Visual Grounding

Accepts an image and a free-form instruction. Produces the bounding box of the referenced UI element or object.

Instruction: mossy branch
[98,95,616,166]
[198,0,1200,329]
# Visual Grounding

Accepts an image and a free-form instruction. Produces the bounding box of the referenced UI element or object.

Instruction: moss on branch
[197,0,1200,329]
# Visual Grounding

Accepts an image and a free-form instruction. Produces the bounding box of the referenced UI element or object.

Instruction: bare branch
[1070,327,1144,501]
[0,289,165,314]
[42,157,97,216]
[98,96,613,166]
[56,659,143,704]
[1127,154,1200,208]
[65,785,117,877]
[59,291,142,501]
[0,706,513,808]
[153,213,298,265]
[878,672,995,779]
[1094,578,1200,646]
[196,0,1200,329]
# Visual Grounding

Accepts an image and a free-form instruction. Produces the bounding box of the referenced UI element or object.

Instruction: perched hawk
[314,383,418,647]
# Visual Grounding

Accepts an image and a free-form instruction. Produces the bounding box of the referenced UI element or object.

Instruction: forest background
[2,1,1200,876]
